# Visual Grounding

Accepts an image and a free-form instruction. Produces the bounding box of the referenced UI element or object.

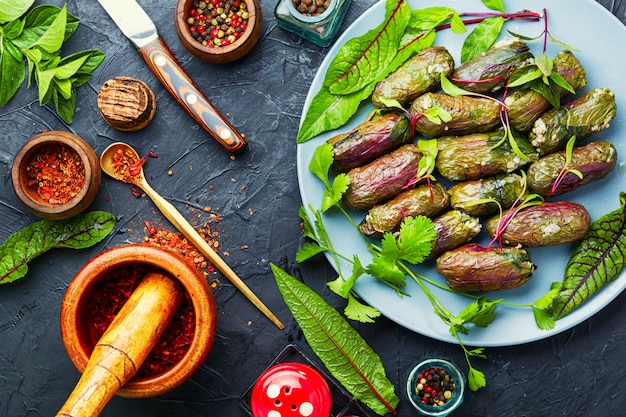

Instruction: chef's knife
[97,0,248,154]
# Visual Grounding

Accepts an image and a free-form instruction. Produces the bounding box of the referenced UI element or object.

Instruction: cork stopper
[97,76,157,131]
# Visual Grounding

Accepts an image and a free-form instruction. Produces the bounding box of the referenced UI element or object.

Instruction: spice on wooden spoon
[100,142,284,330]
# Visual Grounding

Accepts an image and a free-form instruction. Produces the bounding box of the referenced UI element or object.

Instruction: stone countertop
[1,0,625,416]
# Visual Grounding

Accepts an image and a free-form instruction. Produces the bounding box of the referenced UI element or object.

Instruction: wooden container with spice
[58,244,217,415]
[174,0,263,63]
[11,131,101,220]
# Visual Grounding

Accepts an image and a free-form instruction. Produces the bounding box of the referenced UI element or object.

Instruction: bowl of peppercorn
[405,357,465,416]
[174,0,263,64]
[60,244,218,401]
[11,130,101,220]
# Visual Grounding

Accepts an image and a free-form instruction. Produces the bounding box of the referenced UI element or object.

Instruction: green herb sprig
[0,1,105,123]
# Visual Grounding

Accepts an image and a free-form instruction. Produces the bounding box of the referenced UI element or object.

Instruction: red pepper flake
[144,220,157,236]
[26,144,85,205]
[86,264,196,380]
[130,185,142,198]
[128,155,147,176]
[147,151,158,158]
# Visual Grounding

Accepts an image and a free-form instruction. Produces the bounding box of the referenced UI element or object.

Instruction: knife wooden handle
[138,38,248,154]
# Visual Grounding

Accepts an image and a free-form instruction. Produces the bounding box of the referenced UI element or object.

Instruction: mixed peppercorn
[292,0,332,16]
[414,366,456,407]
[186,0,249,48]
[26,144,85,205]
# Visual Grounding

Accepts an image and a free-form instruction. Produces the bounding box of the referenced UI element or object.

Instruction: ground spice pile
[26,144,85,205]
[88,264,195,380]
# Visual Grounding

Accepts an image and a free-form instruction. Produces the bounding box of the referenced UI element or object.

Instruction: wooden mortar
[59,244,217,412]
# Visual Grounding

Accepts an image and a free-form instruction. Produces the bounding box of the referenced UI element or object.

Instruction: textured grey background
[1,0,625,416]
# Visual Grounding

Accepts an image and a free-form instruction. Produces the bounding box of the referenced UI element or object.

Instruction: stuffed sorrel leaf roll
[529,87,616,155]
[427,210,482,260]
[410,93,501,137]
[327,111,413,172]
[372,46,454,107]
[449,173,526,216]
[451,38,533,94]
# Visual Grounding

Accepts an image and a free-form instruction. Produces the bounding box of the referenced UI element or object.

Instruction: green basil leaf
[461,16,504,63]
[0,0,34,24]
[3,17,25,39]
[60,49,106,75]
[54,77,72,99]
[327,0,411,95]
[16,5,79,47]
[54,54,89,79]
[31,4,66,53]
[36,67,55,103]
[553,193,626,319]
[272,264,399,416]
[0,46,26,106]
[51,89,76,124]
[0,211,116,285]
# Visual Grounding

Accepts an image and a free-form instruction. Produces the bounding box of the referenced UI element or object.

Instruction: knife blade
[97,0,248,154]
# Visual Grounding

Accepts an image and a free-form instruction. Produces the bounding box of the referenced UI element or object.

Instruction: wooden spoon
[100,142,284,330]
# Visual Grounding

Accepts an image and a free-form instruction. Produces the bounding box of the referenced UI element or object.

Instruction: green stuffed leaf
[0,211,116,285]
[272,264,399,416]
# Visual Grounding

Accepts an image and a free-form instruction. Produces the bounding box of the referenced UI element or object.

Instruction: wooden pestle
[57,273,184,417]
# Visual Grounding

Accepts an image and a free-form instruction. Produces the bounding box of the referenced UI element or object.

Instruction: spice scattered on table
[414,366,456,407]
[292,0,332,16]
[26,144,85,205]
[186,0,249,48]
[88,264,195,379]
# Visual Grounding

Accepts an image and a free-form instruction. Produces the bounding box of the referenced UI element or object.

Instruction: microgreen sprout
[546,136,584,198]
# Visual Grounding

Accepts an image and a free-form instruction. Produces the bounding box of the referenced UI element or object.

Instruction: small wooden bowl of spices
[59,244,217,412]
[174,0,263,64]
[11,131,101,220]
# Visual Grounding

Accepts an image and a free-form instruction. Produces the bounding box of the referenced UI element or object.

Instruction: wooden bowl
[60,244,218,398]
[11,131,100,220]
[174,0,262,64]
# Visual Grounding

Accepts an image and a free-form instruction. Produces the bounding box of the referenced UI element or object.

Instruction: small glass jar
[405,357,465,416]
[274,0,351,47]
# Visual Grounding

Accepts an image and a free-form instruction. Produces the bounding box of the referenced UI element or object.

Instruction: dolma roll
[451,38,533,94]
[436,243,534,292]
[529,87,616,155]
[485,201,590,247]
[359,182,449,238]
[506,50,588,132]
[410,93,501,137]
[435,130,538,181]
[526,140,617,197]
[327,111,413,172]
[372,46,454,107]
[427,210,482,260]
[448,173,526,216]
[342,144,422,211]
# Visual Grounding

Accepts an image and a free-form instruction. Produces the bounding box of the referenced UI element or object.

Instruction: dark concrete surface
[1,0,625,416]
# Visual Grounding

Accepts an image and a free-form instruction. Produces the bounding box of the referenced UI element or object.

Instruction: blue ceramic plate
[297,0,626,346]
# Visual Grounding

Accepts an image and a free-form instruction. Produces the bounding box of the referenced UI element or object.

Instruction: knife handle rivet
[155,54,167,67]
[219,128,232,140]
[186,93,198,105]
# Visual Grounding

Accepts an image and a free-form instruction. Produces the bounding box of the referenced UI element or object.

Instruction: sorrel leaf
[296,82,373,144]
[271,264,399,416]
[327,0,411,96]
[552,193,626,319]
[0,211,116,285]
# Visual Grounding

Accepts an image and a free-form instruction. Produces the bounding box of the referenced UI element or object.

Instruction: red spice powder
[26,144,85,205]
[110,147,142,185]
[87,264,196,380]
